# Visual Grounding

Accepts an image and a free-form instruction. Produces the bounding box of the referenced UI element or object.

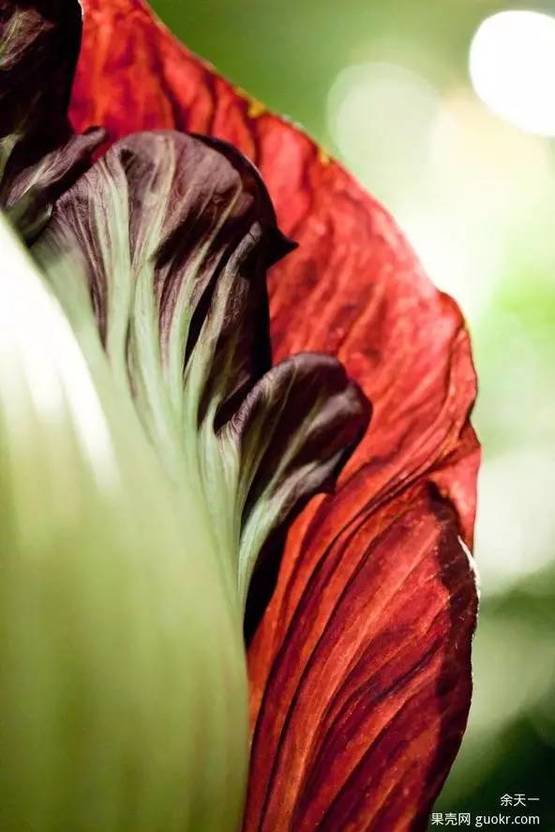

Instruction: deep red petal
[72,3,480,828]
[246,481,477,831]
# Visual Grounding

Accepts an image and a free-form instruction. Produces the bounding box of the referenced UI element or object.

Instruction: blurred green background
[150,0,555,825]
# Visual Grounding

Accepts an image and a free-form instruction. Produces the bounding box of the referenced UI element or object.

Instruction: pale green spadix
[0,214,248,832]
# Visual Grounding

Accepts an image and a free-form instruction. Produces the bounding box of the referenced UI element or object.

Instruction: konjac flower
[0,2,480,831]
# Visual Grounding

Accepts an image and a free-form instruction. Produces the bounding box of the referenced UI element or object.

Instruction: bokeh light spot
[469,10,555,136]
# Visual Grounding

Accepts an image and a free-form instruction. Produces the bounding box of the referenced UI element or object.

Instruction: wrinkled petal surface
[71,3,480,829]
[247,482,477,830]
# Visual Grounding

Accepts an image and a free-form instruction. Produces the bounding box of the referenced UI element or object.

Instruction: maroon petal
[1,1,80,142]
[0,1,104,238]
[226,352,369,606]
[34,130,368,603]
